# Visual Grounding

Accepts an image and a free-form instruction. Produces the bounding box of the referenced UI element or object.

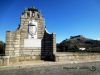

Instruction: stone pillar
[52,33,56,55]
[14,32,20,56]
[5,31,15,56]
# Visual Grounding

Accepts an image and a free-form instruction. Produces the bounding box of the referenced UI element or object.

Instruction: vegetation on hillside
[57,35,100,52]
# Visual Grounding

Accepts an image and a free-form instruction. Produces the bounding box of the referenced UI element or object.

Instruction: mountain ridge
[57,35,100,52]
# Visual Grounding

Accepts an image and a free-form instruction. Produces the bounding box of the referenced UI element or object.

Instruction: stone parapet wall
[0,56,10,66]
[0,55,41,66]
[56,52,100,62]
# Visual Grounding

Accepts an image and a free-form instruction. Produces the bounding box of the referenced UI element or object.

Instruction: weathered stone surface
[56,52,100,62]
[0,7,56,65]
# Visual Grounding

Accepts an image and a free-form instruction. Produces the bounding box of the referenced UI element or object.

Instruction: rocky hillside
[57,35,100,52]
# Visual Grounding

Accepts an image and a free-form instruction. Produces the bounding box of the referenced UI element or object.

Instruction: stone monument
[5,7,56,63]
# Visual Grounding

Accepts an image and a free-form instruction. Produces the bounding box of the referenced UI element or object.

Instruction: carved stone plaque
[28,20,38,39]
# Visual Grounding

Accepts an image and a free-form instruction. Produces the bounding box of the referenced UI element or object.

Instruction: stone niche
[5,7,56,63]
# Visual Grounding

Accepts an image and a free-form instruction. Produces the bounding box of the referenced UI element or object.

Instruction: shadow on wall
[0,41,5,56]
[41,31,55,61]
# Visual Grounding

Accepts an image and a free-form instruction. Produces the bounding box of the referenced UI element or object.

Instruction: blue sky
[0,0,100,43]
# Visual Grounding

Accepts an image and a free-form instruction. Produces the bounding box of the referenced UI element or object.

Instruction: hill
[57,35,100,52]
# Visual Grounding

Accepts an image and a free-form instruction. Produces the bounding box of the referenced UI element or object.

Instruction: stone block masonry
[1,7,100,67]
[56,52,100,62]
[0,7,57,66]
